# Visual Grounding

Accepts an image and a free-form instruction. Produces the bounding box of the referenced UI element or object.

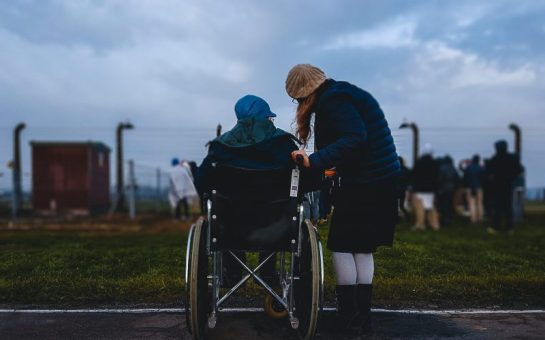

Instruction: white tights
[332,252,374,285]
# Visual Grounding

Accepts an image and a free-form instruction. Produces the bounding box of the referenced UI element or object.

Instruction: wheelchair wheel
[264,294,288,319]
[188,217,210,339]
[184,223,196,334]
[294,220,321,340]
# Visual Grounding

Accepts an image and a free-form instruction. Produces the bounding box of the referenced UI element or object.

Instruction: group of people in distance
[398,140,523,234]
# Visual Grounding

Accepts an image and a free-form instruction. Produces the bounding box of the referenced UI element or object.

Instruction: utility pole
[399,121,419,166]
[114,122,134,212]
[12,122,26,218]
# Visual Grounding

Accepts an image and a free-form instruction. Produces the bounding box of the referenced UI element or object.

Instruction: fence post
[509,123,521,158]
[114,122,134,212]
[399,121,419,166]
[12,122,26,219]
[128,160,136,219]
[155,167,161,213]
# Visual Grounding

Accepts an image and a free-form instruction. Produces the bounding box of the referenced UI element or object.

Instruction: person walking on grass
[464,154,485,223]
[411,144,440,231]
[486,140,523,234]
[168,158,198,220]
[437,155,460,227]
[285,64,400,335]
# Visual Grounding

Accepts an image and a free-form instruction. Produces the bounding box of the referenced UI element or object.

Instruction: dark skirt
[327,177,398,253]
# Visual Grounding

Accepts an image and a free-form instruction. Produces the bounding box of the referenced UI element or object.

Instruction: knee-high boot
[334,285,360,333]
[357,284,373,332]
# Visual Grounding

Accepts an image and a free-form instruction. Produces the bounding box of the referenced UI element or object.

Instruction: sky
[1,0,544,191]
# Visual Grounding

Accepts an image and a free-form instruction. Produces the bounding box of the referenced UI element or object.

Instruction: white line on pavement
[0,308,544,314]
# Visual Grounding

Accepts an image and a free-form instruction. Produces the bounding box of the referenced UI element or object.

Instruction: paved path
[1,311,544,339]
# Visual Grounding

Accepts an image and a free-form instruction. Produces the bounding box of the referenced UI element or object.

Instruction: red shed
[31,141,111,216]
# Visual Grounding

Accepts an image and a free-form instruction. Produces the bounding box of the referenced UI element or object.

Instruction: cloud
[422,42,537,88]
[322,17,418,50]
[1,0,545,187]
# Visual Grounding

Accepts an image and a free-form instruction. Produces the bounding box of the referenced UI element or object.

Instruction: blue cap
[234,95,277,121]
[171,158,180,166]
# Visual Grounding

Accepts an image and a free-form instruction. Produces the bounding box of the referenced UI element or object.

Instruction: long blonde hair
[295,91,318,146]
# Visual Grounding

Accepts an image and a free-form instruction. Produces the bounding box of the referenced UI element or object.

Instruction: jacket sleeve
[309,95,367,171]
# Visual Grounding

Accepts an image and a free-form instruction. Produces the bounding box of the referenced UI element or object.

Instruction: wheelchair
[184,158,324,339]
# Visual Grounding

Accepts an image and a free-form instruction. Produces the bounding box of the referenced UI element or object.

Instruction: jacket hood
[213,117,294,148]
[234,95,277,120]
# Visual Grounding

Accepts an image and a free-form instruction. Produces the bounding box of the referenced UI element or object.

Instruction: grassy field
[1,208,544,308]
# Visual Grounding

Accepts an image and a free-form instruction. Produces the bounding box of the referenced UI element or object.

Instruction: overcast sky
[1,0,544,189]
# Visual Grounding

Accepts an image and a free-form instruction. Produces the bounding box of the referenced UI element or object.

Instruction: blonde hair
[295,91,318,146]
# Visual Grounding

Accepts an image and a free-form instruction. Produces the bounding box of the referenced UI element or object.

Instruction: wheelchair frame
[185,167,324,339]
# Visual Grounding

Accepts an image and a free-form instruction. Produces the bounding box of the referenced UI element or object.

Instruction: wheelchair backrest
[208,164,302,251]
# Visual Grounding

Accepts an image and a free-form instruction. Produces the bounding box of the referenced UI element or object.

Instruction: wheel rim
[295,219,320,339]
[189,218,209,339]
[185,224,195,334]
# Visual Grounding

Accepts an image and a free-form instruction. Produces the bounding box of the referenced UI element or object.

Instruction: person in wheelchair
[195,94,302,288]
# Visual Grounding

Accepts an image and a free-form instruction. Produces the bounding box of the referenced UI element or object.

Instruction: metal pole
[399,121,419,166]
[411,123,419,165]
[128,159,136,219]
[509,123,524,223]
[509,123,521,158]
[155,167,161,213]
[114,122,133,212]
[12,122,26,218]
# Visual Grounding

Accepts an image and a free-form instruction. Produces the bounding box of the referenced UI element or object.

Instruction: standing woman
[286,64,400,333]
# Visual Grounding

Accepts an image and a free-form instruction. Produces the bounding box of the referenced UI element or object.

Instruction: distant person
[436,155,460,226]
[486,140,523,234]
[464,155,485,223]
[397,156,411,219]
[411,144,440,230]
[168,158,198,220]
[181,160,194,180]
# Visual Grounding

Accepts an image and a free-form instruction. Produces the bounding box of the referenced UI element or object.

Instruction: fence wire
[1,124,544,218]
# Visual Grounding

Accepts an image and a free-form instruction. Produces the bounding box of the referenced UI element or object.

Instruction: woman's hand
[291,150,311,168]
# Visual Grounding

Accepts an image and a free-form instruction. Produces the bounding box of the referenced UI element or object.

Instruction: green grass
[1,210,544,308]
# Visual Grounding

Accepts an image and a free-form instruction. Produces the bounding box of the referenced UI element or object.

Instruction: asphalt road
[1,311,544,339]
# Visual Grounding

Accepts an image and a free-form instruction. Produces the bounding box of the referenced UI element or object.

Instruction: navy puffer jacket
[309,79,400,183]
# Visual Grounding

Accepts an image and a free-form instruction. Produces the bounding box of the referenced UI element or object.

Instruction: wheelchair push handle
[295,154,305,167]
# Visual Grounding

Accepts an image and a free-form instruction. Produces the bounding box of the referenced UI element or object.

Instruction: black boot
[357,284,373,333]
[333,285,360,334]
